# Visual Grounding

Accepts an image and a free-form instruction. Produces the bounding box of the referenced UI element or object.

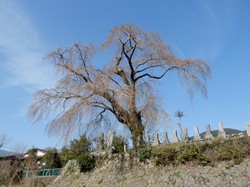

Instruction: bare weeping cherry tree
[28,24,210,148]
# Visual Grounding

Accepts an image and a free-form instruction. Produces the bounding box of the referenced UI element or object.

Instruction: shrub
[216,139,245,164]
[138,146,152,162]
[69,135,92,157]
[175,142,204,164]
[112,136,126,154]
[42,148,62,168]
[152,144,177,165]
[59,134,95,172]
[150,137,250,166]
[77,154,95,172]
[59,146,74,166]
[197,154,212,166]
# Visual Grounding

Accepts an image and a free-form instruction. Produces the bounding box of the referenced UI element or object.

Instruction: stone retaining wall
[50,157,250,187]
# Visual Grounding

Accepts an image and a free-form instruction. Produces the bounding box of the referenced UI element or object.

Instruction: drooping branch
[135,65,180,81]
[74,43,92,82]
[135,59,156,70]
[90,101,112,112]
[88,109,106,125]
[97,69,121,87]
[135,64,162,74]
[58,63,89,83]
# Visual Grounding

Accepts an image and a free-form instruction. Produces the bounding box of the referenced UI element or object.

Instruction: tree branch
[135,64,162,74]
[58,63,89,82]
[114,68,130,85]
[135,65,180,81]
[88,109,106,125]
[122,42,135,80]
[97,69,122,87]
[74,44,92,82]
[135,57,161,71]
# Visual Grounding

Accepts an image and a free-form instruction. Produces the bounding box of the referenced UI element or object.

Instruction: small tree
[69,135,92,157]
[59,146,73,166]
[59,135,95,171]
[59,135,91,165]
[28,24,211,148]
[42,148,62,168]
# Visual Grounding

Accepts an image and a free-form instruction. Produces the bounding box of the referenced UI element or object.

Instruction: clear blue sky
[1,0,250,151]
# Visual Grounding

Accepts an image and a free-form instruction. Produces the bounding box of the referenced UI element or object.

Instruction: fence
[22,168,62,179]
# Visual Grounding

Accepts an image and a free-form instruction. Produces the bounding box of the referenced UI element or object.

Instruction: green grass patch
[147,137,250,166]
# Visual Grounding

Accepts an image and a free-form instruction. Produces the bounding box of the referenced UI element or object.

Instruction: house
[22,148,46,159]
[20,148,63,179]
[20,148,47,169]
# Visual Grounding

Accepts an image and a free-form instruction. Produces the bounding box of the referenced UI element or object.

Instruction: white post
[152,133,160,146]
[246,124,250,136]
[172,130,179,143]
[218,121,226,138]
[163,132,170,144]
[194,126,202,141]
[204,124,214,140]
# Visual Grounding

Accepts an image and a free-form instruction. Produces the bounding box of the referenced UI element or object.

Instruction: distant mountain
[0,149,17,157]
[199,128,246,138]
[44,147,54,151]
[190,128,246,140]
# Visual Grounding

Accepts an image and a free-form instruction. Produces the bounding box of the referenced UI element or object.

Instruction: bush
[216,139,245,164]
[152,157,165,166]
[112,136,126,154]
[59,146,74,166]
[69,135,92,157]
[150,137,250,166]
[42,148,62,168]
[59,134,95,172]
[175,143,203,164]
[152,144,177,165]
[138,146,152,162]
[197,154,213,166]
[77,154,96,172]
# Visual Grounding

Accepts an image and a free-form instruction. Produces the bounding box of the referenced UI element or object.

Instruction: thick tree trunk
[129,116,145,149]
[128,82,146,149]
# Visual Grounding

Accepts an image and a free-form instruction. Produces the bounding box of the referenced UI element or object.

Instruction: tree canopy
[28,24,210,147]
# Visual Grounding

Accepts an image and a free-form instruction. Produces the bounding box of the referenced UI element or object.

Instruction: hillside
[50,137,250,187]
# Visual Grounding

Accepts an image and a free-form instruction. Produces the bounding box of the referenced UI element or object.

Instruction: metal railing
[22,168,62,179]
